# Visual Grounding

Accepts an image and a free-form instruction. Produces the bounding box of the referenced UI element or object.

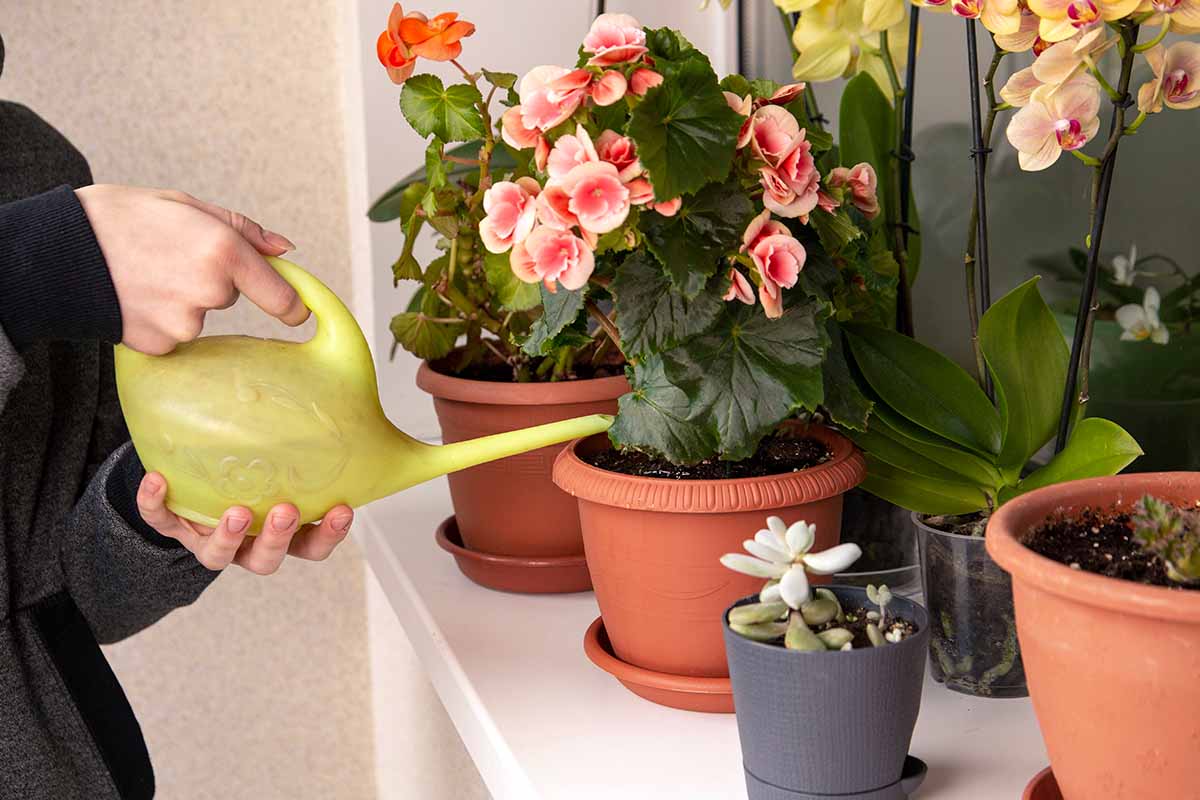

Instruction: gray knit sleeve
[58,442,219,644]
[0,325,25,413]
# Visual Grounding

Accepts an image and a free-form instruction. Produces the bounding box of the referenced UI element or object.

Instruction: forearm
[0,186,121,348]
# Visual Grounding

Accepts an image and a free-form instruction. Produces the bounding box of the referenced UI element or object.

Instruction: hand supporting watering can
[86,185,612,573]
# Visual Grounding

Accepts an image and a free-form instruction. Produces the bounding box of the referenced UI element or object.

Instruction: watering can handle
[266,257,374,375]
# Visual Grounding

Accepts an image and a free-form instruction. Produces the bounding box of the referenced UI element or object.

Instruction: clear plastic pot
[914,512,1027,698]
[837,490,921,598]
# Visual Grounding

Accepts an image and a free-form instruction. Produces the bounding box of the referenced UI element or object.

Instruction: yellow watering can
[114,257,613,531]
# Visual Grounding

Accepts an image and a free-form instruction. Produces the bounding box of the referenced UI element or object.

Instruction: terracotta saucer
[435,516,592,594]
[1023,767,1061,800]
[583,617,733,713]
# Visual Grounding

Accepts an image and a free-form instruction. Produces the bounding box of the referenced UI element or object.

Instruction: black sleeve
[0,185,122,348]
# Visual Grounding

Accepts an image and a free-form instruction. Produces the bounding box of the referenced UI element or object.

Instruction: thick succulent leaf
[484,251,541,312]
[844,323,1002,455]
[610,356,718,464]
[626,56,742,200]
[1001,418,1143,503]
[860,456,991,516]
[399,75,485,143]
[610,251,725,358]
[979,277,1069,481]
[639,181,755,297]
[820,320,873,431]
[663,299,830,461]
[520,284,587,356]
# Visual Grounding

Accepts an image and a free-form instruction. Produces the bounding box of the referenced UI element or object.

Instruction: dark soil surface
[820,606,918,649]
[921,512,988,538]
[585,435,831,479]
[428,349,625,383]
[1025,507,1200,590]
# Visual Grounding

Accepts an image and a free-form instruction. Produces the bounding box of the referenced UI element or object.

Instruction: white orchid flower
[1111,243,1138,287]
[1116,286,1170,345]
[720,516,862,610]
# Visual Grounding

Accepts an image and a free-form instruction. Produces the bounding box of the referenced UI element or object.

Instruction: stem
[1133,19,1169,51]
[1124,110,1149,135]
[879,30,915,337]
[965,22,997,396]
[452,58,496,211]
[1088,62,1122,102]
[585,300,627,362]
[444,155,482,166]
[1055,22,1140,452]
[1070,149,1102,167]
[898,7,921,337]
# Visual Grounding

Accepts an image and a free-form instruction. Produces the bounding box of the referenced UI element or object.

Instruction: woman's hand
[134,472,353,574]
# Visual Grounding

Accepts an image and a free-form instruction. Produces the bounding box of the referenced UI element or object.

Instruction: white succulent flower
[721,516,862,610]
[1116,287,1170,345]
[885,628,903,644]
[1111,243,1138,287]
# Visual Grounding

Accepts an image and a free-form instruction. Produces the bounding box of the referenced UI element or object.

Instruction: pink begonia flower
[535,136,550,173]
[761,133,820,220]
[995,9,1041,52]
[595,130,642,183]
[546,125,599,184]
[724,268,755,305]
[559,161,631,234]
[762,83,807,106]
[629,67,664,96]
[1138,42,1200,113]
[817,190,840,214]
[582,13,648,66]
[519,66,591,131]
[741,209,790,252]
[500,105,543,150]
[624,177,655,206]
[478,177,541,254]
[827,163,880,219]
[758,283,784,319]
[748,105,802,166]
[1032,28,1113,86]
[509,225,595,291]
[1006,73,1101,171]
[591,70,629,107]
[1000,66,1044,107]
[724,92,754,148]
[535,185,579,231]
[750,234,807,294]
[652,197,682,217]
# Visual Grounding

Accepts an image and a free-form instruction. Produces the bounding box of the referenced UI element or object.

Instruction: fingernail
[272,513,298,532]
[146,477,164,495]
[332,513,352,533]
[227,515,251,534]
[263,230,295,251]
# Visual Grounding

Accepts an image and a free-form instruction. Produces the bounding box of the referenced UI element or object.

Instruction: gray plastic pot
[723,587,930,799]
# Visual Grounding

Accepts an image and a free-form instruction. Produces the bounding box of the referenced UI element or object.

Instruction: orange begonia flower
[397,11,476,61]
[377,4,416,84]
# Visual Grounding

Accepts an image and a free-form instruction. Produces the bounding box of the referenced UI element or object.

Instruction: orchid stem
[879,28,916,337]
[1070,149,1102,167]
[1089,62,1122,102]
[1055,22,1140,452]
[1133,19,1169,51]
[964,22,998,398]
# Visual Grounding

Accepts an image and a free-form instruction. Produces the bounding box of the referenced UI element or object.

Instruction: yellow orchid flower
[1027,0,1141,43]
[790,0,911,93]
[1136,0,1200,34]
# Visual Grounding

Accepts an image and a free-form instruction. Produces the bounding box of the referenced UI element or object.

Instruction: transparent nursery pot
[914,512,1027,698]
[836,489,921,598]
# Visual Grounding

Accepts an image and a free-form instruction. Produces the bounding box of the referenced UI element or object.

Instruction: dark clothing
[0,99,218,799]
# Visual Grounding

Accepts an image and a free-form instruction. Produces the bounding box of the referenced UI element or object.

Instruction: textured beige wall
[2,3,375,798]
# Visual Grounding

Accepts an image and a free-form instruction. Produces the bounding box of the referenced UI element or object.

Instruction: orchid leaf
[819,320,872,431]
[1002,418,1143,503]
[860,457,991,516]
[868,403,1005,489]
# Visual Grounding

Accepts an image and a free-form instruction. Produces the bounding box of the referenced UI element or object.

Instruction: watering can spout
[421,414,614,485]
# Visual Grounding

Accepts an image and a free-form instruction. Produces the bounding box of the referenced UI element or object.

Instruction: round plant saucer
[743,757,927,800]
[583,617,734,713]
[435,516,592,594]
[1023,767,1061,800]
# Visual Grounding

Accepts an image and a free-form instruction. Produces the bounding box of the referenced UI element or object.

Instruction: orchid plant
[721,516,908,650]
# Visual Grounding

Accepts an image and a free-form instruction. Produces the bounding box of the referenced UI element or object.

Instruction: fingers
[233,504,301,575]
[192,506,253,571]
[136,473,197,546]
[288,506,354,562]
[169,192,295,256]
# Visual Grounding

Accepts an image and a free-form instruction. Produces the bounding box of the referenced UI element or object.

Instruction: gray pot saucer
[743,756,927,800]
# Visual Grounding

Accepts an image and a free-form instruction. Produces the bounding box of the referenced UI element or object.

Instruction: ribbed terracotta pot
[416,362,627,588]
[553,425,865,678]
[987,472,1200,800]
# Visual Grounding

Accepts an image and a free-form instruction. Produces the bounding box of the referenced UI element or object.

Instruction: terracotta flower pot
[416,361,627,590]
[553,425,865,679]
[987,472,1200,800]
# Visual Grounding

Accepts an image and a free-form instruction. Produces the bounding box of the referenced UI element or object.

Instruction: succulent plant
[1131,495,1200,585]
[723,516,909,651]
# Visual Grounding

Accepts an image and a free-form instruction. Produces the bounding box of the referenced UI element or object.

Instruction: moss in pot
[721,518,929,799]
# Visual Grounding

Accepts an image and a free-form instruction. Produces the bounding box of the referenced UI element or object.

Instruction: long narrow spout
[429,413,614,478]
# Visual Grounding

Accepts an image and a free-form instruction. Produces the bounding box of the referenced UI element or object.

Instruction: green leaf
[425,138,448,189]
[399,75,485,143]
[979,277,1069,480]
[639,180,755,298]
[627,57,742,200]
[860,457,991,516]
[521,284,587,356]
[847,424,973,485]
[869,403,1005,489]
[644,27,699,65]
[422,253,449,290]
[368,140,513,222]
[610,251,724,358]
[609,356,717,464]
[719,74,752,97]
[663,298,830,461]
[820,320,873,431]
[391,253,422,282]
[811,208,863,254]
[389,311,465,361]
[844,324,1002,455]
[1003,418,1142,503]
[368,180,428,224]
[483,251,540,312]
[481,69,517,90]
